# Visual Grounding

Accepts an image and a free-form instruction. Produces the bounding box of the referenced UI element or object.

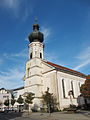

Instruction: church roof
[12,86,24,91]
[45,61,86,78]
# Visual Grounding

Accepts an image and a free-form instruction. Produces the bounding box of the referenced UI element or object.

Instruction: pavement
[0,110,90,120]
[16,110,90,120]
[0,112,22,120]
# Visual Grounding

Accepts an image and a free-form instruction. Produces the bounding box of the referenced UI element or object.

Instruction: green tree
[42,88,58,113]
[80,75,90,99]
[25,92,35,113]
[4,99,9,107]
[17,95,23,104]
[17,95,24,112]
[0,101,2,106]
[11,94,16,107]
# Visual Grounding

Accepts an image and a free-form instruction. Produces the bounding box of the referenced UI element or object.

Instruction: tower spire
[28,20,44,43]
[35,17,38,24]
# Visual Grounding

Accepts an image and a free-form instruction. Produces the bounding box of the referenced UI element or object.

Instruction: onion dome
[28,23,44,43]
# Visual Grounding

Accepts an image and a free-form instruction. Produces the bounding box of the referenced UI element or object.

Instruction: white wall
[57,71,86,110]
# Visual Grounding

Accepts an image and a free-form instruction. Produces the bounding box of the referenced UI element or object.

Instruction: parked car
[0,108,4,113]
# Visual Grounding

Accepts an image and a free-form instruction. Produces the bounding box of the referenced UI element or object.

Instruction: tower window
[62,79,65,98]
[40,53,42,59]
[30,53,32,59]
[27,68,30,77]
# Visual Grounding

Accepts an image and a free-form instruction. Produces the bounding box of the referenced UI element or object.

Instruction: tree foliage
[25,92,35,104]
[0,101,2,106]
[4,99,9,107]
[80,75,90,99]
[25,92,35,113]
[17,95,23,104]
[42,88,58,113]
[11,94,16,106]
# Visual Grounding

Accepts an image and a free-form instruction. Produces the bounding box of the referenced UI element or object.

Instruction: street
[0,112,22,120]
[0,111,90,120]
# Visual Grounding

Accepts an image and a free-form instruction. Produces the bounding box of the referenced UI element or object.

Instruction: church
[13,22,86,110]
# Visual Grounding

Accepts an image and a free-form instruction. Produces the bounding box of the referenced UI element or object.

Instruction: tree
[80,75,90,99]
[25,92,35,113]
[17,95,23,104]
[4,99,9,108]
[11,94,16,107]
[42,88,58,113]
[17,95,24,112]
[0,101,3,107]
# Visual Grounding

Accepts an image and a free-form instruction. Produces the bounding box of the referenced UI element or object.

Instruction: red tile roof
[45,61,86,78]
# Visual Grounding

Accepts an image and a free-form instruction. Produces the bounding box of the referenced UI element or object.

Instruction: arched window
[40,53,42,59]
[78,82,80,92]
[27,68,30,77]
[71,81,74,97]
[30,53,32,59]
[62,79,65,98]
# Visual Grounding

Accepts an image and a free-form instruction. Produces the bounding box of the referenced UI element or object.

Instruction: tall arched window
[30,53,32,59]
[27,68,29,77]
[62,79,65,98]
[71,81,74,97]
[78,82,80,92]
[40,53,42,59]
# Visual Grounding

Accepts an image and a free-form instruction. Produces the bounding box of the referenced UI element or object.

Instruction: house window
[40,53,42,59]
[30,53,32,59]
[62,79,65,98]
[3,96,7,98]
[71,81,74,97]
[35,51,37,57]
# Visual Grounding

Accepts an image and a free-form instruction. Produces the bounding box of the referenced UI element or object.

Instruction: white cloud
[0,49,28,89]
[45,52,65,66]
[41,27,51,41]
[0,59,3,65]
[74,46,90,70]
[25,37,29,42]
[0,0,33,20]
[0,67,24,89]
[3,49,28,59]
[0,0,19,10]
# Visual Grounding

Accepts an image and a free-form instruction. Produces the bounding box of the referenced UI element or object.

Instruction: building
[12,87,24,109]
[13,87,24,100]
[0,88,11,110]
[22,22,86,110]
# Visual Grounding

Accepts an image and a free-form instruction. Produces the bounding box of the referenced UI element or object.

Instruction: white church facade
[13,23,86,110]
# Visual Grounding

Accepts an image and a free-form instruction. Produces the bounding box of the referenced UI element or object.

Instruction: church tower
[28,23,44,60]
[24,22,44,106]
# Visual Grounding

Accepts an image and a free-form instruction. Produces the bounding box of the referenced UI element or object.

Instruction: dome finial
[33,17,39,31]
[28,20,44,43]
[35,17,38,24]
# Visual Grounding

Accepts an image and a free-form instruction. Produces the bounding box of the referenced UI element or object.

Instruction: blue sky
[0,0,90,89]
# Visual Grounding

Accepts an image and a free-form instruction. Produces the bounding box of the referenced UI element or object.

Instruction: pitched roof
[12,86,24,91]
[45,61,86,78]
[86,75,90,80]
[0,88,6,90]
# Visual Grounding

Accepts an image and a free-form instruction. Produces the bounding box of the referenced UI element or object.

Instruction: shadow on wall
[31,104,39,112]
[77,94,90,110]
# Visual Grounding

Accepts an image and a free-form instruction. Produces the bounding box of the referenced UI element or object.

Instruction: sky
[0,0,90,89]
